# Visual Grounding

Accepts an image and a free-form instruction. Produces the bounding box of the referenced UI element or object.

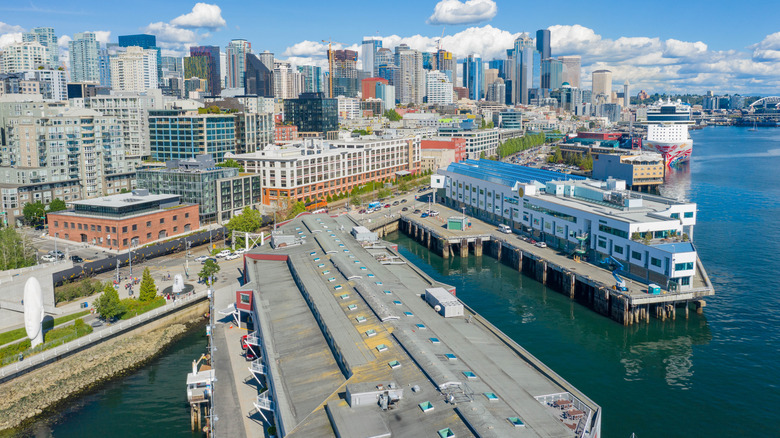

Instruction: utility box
[424,287,464,318]
[648,284,661,295]
[351,226,378,243]
[447,216,468,231]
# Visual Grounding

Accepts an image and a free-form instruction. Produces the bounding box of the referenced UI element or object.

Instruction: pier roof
[446,159,586,188]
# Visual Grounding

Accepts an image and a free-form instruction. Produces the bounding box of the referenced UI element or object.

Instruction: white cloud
[170,3,226,29]
[92,31,112,46]
[58,35,71,48]
[0,32,22,49]
[663,39,707,58]
[283,40,330,57]
[0,21,24,33]
[427,0,497,25]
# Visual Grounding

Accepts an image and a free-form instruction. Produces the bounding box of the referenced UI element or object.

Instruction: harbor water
[7,126,778,437]
[386,125,780,437]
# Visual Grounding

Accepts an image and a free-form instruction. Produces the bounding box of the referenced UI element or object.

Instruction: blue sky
[2,0,779,94]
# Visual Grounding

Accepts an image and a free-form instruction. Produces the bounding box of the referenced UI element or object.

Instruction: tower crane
[322,39,347,98]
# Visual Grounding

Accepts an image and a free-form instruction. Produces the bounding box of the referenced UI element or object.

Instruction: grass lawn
[0,309,90,346]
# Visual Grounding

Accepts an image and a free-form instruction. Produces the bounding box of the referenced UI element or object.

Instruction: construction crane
[436,26,446,52]
[322,38,347,98]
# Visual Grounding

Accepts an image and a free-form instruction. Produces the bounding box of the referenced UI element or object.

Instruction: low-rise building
[47,189,199,250]
[229,136,421,208]
[439,159,699,289]
[421,137,466,162]
[437,127,500,159]
[593,153,664,191]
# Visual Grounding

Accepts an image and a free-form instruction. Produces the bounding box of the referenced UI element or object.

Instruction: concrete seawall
[0,299,209,432]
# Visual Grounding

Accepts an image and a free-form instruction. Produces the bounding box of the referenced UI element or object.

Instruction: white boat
[641,99,694,167]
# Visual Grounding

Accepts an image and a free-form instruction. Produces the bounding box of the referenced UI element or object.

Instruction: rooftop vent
[131,188,149,197]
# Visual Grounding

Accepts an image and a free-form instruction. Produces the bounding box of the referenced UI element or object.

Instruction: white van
[499,224,512,234]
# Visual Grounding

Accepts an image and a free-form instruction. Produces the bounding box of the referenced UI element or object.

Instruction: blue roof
[652,242,695,253]
[445,159,586,188]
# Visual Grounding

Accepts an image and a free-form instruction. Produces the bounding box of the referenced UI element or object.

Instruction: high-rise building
[298,65,323,93]
[425,70,453,105]
[361,37,382,77]
[484,68,499,90]
[85,89,163,160]
[375,48,394,70]
[0,42,48,73]
[540,58,563,90]
[435,49,456,82]
[329,49,359,98]
[183,56,210,88]
[283,92,338,134]
[258,51,274,71]
[488,59,505,79]
[226,39,252,90]
[623,80,630,108]
[462,54,482,101]
[422,52,434,70]
[244,53,273,97]
[559,56,581,89]
[486,78,506,104]
[536,29,551,60]
[109,46,159,92]
[592,69,613,104]
[149,109,237,162]
[22,27,57,67]
[98,47,114,87]
[511,34,534,105]
[376,83,395,110]
[117,34,161,85]
[69,32,101,83]
[273,62,303,99]
[189,46,221,96]
[396,47,424,105]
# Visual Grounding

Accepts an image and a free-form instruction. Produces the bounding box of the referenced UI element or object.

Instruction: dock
[366,201,713,326]
[228,212,601,437]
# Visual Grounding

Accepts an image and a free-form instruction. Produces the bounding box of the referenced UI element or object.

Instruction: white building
[592,69,612,104]
[425,70,453,105]
[397,47,424,105]
[227,136,421,208]
[439,160,700,289]
[337,96,361,120]
[437,128,500,158]
[69,32,101,83]
[22,27,58,67]
[273,62,303,99]
[110,46,159,92]
[0,42,48,73]
[84,89,164,160]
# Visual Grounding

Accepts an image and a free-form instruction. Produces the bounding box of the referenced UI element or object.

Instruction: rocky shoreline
[0,314,205,433]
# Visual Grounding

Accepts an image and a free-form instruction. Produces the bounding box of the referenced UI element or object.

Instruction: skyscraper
[226,39,252,90]
[329,49,359,98]
[273,62,303,99]
[69,32,101,83]
[397,47,424,104]
[435,49,456,82]
[361,37,382,77]
[425,70,453,105]
[258,51,274,71]
[109,46,159,92]
[623,80,630,108]
[559,56,581,89]
[189,46,221,96]
[22,27,57,67]
[536,29,551,59]
[462,54,482,101]
[512,34,534,105]
[244,53,273,97]
[118,34,161,85]
[488,59,505,79]
[540,58,563,90]
[0,42,47,73]
[592,69,612,104]
[298,65,323,93]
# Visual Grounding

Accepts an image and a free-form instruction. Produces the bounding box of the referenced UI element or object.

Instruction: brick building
[275,124,298,142]
[47,189,199,250]
[421,138,466,162]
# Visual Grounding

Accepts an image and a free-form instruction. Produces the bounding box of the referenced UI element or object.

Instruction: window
[160,218,164,224]
[675,262,694,271]
[185,212,189,218]
[146,232,152,239]
[598,239,607,248]
[123,238,128,245]
[651,257,661,267]
[684,212,694,218]
[132,224,137,231]
[64,222,68,228]
[122,226,127,233]
[184,224,191,232]
[78,223,82,230]
[679,277,690,286]
[173,215,177,221]
[614,245,624,254]
[240,293,250,304]
[54,221,58,227]
[632,251,641,260]
[112,227,116,233]
[146,221,151,227]
[671,213,680,219]
[173,226,178,232]
[90,224,95,231]
[158,230,167,239]
[97,225,101,232]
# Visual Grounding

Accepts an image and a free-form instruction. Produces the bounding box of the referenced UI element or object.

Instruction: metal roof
[445,159,585,188]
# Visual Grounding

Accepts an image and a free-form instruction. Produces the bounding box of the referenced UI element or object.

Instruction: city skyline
[0,0,779,95]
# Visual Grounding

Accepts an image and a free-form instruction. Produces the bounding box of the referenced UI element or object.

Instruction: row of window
[55,212,190,231]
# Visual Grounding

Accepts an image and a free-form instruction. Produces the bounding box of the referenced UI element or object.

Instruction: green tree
[286,201,306,219]
[216,159,245,172]
[226,207,263,248]
[0,227,37,270]
[479,151,487,159]
[94,282,124,320]
[377,188,391,199]
[383,109,402,122]
[23,201,46,226]
[138,267,157,302]
[198,259,220,283]
[351,196,361,206]
[48,198,67,213]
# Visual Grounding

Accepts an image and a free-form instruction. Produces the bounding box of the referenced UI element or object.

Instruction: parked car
[428,210,439,217]
[34,225,45,231]
[358,209,366,214]
[201,257,217,265]
[225,253,240,260]
[240,334,248,350]
[194,255,209,262]
[216,249,231,258]
[392,201,399,206]
[401,207,409,212]
[48,250,65,259]
[234,248,248,254]
[421,213,429,218]
[70,255,83,263]
[535,242,547,248]
[413,209,421,214]
[383,204,390,209]
[400,199,407,203]
[41,254,56,262]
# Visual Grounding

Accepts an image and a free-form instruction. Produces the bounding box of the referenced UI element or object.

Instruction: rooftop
[445,159,586,188]
[68,190,179,208]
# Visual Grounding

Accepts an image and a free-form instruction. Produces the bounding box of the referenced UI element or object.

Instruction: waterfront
[9,323,207,438]
[387,125,780,437]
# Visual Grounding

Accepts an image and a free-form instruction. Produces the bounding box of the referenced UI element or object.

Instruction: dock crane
[321,38,347,98]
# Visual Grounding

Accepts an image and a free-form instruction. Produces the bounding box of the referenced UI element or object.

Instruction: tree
[48,198,66,213]
[217,159,245,172]
[94,281,124,320]
[198,259,220,283]
[0,227,37,270]
[351,196,361,206]
[138,267,157,302]
[226,207,263,248]
[23,201,46,226]
[383,109,402,122]
[377,188,391,200]
[479,151,487,159]
[286,201,306,219]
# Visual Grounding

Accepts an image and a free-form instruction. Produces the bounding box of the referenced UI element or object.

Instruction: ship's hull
[642,139,692,167]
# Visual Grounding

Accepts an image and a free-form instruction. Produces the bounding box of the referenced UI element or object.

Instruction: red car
[384,204,390,208]
[246,348,257,361]
[240,334,248,350]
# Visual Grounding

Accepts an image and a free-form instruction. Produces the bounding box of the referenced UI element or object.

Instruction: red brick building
[453,87,469,100]
[361,77,388,100]
[47,190,199,250]
[576,132,622,141]
[275,124,298,142]
[421,138,467,163]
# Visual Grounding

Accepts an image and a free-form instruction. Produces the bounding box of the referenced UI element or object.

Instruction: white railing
[249,359,266,375]
[255,393,274,411]
[245,332,261,346]
[0,289,208,381]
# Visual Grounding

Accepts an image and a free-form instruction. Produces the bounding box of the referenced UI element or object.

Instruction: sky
[1,0,780,95]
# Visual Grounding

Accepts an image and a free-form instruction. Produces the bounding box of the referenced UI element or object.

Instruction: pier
[363,202,713,326]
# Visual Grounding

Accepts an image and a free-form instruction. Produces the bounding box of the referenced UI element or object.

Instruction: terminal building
[438,159,700,290]
[228,213,601,437]
[227,136,421,208]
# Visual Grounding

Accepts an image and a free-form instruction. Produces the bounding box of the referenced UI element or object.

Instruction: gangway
[248,359,266,386]
[245,332,261,347]
[252,392,275,424]
[603,257,629,291]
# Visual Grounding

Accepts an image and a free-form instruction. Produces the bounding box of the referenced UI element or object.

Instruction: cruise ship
[642,99,694,167]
